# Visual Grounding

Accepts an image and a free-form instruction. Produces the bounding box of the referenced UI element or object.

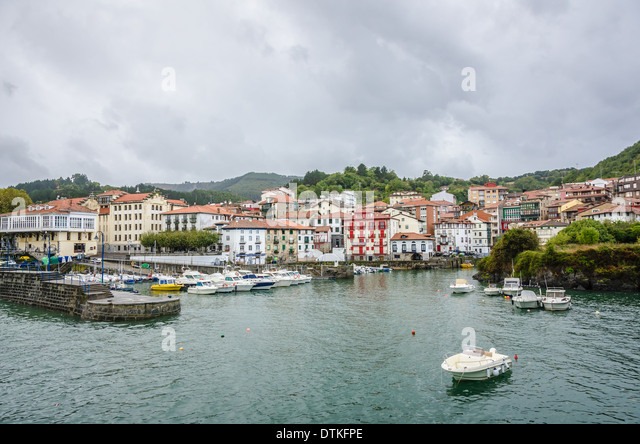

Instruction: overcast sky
[1,0,639,188]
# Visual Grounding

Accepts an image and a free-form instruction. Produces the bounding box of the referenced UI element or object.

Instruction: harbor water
[1,269,638,424]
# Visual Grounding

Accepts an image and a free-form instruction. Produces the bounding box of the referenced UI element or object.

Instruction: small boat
[441,346,513,381]
[150,276,183,291]
[461,262,474,269]
[187,280,218,295]
[206,273,236,293]
[541,287,571,311]
[501,277,523,297]
[512,289,542,309]
[450,278,475,293]
[483,283,502,296]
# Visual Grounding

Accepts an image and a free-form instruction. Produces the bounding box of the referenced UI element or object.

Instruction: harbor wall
[0,270,92,317]
[0,270,181,321]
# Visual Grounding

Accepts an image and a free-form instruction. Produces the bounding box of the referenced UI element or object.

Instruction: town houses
[3,174,639,265]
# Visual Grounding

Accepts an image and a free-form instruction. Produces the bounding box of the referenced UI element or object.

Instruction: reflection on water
[1,269,639,424]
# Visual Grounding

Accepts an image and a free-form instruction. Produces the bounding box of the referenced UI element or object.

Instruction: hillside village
[2,173,639,266]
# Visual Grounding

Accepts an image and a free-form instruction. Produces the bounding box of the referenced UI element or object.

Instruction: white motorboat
[261,271,293,287]
[441,346,513,381]
[223,273,255,291]
[483,283,502,296]
[236,270,276,290]
[450,278,475,293]
[501,277,523,297]
[187,280,218,295]
[541,287,571,311]
[206,273,236,293]
[512,289,541,309]
[176,269,208,287]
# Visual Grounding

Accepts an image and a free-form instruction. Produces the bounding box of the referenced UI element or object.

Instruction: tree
[577,226,600,244]
[0,188,33,214]
[478,228,539,275]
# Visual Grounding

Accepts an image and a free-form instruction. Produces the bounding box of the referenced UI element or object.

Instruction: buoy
[221,334,224,338]
[595,311,600,316]
[482,299,485,303]
[412,330,415,335]
[246,328,251,332]
[179,347,183,351]
[514,354,518,361]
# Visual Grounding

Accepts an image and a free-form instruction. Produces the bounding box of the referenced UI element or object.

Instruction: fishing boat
[541,287,571,311]
[450,278,475,293]
[187,280,218,295]
[150,276,183,291]
[441,346,513,381]
[501,277,523,297]
[512,289,542,309]
[483,283,502,296]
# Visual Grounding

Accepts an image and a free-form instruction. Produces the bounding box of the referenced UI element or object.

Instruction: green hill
[148,172,300,201]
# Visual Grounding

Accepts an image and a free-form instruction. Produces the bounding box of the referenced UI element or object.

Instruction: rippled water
[1,269,638,424]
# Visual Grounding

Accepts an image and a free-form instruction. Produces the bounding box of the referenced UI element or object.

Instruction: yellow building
[101,191,187,253]
[467,182,508,208]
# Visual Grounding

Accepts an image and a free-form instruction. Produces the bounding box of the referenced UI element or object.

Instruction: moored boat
[501,277,523,297]
[483,283,502,296]
[450,278,475,293]
[150,276,183,291]
[186,280,218,295]
[176,269,207,287]
[441,346,513,381]
[541,287,571,311]
[512,289,542,309]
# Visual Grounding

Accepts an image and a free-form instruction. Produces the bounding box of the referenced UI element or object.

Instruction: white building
[461,210,493,256]
[219,220,268,265]
[431,189,457,204]
[390,233,435,260]
[382,207,426,234]
[434,218,472,254]
[162,204,235,232]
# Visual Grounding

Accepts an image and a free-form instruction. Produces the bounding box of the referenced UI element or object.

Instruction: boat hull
[441,348,513,382]
[151,284,183,291]
[513,300,540,309]
[187,288,217,295]
[541,298,571,311]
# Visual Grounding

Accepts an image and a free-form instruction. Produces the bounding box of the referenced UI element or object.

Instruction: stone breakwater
[0,270,180,321]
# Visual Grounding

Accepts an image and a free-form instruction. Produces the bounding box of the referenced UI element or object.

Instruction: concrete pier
[0,270,180,322]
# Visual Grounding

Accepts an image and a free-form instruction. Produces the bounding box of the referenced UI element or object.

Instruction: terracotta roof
[391,232,434,241]
[220,220,269,230]
[1,198,97,216]
[112,193,152,203]
[460,210,492,222]
[396,198,438,207]
[161,205,234,216]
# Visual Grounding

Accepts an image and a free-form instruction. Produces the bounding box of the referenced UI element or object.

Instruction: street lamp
[43,232,51,272]
[94,231,104,283]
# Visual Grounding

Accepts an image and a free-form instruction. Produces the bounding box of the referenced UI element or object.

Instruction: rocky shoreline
[474,268,639,293]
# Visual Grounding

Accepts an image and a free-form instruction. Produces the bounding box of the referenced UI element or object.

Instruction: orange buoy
[412,330,415,335]
[514,354,518,361]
